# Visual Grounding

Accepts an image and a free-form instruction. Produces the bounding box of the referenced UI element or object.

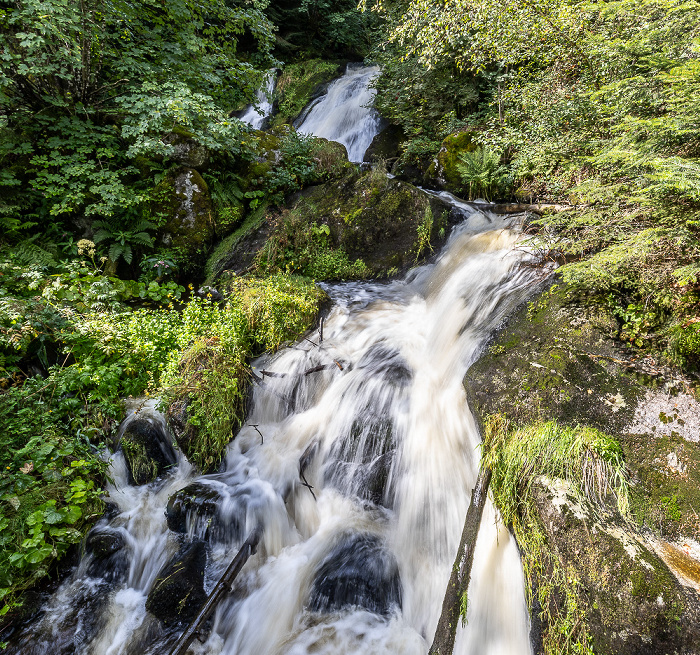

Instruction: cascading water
[295,64,383,162]
[240,71,277,130]
[6,204,545,655]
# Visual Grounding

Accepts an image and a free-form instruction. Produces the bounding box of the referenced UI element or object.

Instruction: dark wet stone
[309,533,401,616]
[356,344,412,388]
[120,417,177,486]
[166,483,225,537]
[86,529,125,559]
[146,540,208,626]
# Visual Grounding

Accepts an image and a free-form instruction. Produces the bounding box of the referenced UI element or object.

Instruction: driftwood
[429,467,492,655]
[168,526,263,655]
[490,202,579,215]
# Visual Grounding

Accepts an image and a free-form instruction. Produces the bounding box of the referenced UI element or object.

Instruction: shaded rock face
[165,482,243,544]
[158,168,215,258]
[363,124,405,165]
[146,540,208,626]
[309,534,402,616]
[120,417,177,486]
[531,478,700,654]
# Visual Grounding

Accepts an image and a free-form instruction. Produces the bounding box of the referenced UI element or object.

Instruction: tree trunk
[429,467,492,655]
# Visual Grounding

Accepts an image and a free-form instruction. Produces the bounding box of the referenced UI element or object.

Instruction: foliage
[266,1,375,58]
[162,276,324,469]
[0,379,107,614]
[456,147,511,201]
[365,0,700,373]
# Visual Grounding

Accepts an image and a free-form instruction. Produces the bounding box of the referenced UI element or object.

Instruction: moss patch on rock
[253,169,449,279]
[272,59,345,126]
[427,131,477,193]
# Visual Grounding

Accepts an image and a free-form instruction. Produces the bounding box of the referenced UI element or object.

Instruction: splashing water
[240,71,277,130]
[7,207,544,655]
[295,64,382,162]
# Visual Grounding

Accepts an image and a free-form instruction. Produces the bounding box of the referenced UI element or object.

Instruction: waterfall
[295,64,383,163]
[6,205,542,655]
[240,70,277,130]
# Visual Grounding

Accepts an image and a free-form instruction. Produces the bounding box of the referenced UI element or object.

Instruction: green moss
[272,60,342,126]
[205,204,269,283]
[435,131,477,192]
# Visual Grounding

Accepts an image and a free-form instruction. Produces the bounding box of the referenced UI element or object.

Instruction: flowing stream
[7,201,543,655]
[295,64,383,162]
[240,71,277,130]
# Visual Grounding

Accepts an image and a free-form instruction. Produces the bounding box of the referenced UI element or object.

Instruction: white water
[296,64,382,162]
[240,70,277,130]
[8,205,541,655]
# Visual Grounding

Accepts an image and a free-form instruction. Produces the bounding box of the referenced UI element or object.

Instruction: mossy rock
[272,59,346,127]
[162,132,210,169]
[286,170,450,276]
[156,167,215,261]
[145,540,208,626]
[428,130,478,193]
[310,137,354,180]
[466,284,700,652]
[466,286,640,433]
[120,418,177,486]
[531,478,700,654]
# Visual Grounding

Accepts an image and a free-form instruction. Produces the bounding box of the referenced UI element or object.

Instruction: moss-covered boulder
[426,131,478,193]
[162,131,210,169]
[249,170,451,280]
[120,417,177,486]
[466,285,700,653]
[157,168,215,262]
[145,540,208,626]
[531,477,698,654]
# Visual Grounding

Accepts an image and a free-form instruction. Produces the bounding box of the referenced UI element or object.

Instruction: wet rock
[166,482,225,537]
[309,534,402,616]
[363,124,405,166]
[120,417,177,486]
[356,344,412,388]
[86,528,125,559]
[146,540,208,626]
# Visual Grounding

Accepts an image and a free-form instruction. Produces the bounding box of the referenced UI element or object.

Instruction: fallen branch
[490,202,583,215]
[429,467,492,655]
[168,526,263,655]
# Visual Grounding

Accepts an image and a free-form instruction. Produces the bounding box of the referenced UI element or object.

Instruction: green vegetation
[163,276,324,469]
[364,0,700,375]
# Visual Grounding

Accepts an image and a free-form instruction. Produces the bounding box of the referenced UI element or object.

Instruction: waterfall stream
[295,64,383,162]
[7,201,543,655]
[240,71,277,130]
